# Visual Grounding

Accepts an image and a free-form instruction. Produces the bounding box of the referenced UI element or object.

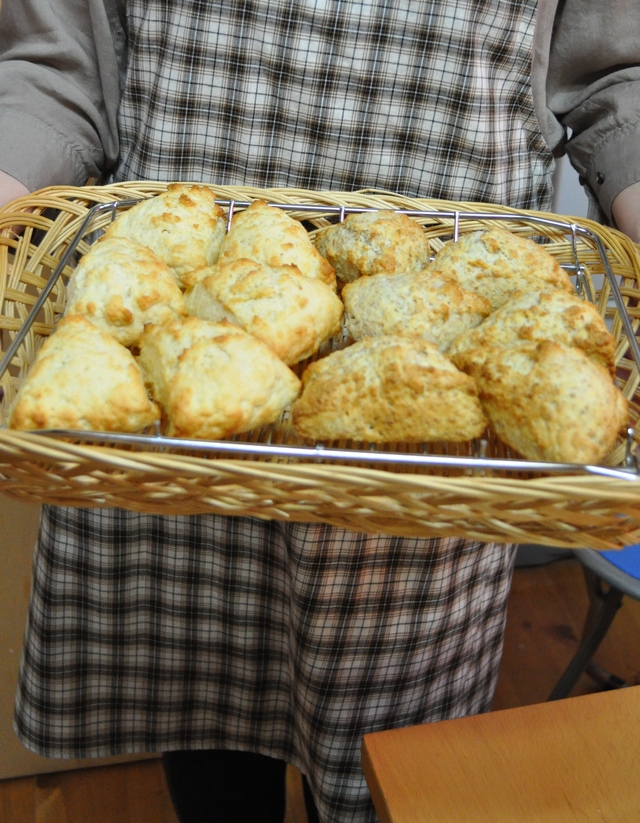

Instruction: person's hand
[0,170,30,210]
[0,170,32,237]
[612,181,640,244]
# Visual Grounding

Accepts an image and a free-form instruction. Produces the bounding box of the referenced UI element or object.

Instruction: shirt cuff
[0,109,89,192]
[581,118,640,224]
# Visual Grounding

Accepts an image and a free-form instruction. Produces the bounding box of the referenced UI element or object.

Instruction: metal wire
[2,199,638,479]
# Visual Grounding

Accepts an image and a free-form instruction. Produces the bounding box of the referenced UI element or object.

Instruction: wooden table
[362,686,640,822]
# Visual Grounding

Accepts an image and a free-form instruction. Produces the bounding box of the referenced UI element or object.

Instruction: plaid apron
[115,0,549,209]
[16,1,547,821]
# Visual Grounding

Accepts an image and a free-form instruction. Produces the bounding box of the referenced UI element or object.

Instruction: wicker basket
[1,182,640,549]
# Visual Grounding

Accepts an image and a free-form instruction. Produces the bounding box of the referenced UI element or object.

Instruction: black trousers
[162,750,320,823]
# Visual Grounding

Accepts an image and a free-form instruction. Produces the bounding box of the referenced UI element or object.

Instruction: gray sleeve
[0,0,127,191]
[545,0,640,222]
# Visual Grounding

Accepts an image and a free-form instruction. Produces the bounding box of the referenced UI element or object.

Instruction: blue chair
[548,543,640,700]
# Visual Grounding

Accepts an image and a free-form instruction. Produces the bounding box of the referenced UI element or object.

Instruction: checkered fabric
[115,0,551,210]
[16,507,516,823]
[15,2,550,821]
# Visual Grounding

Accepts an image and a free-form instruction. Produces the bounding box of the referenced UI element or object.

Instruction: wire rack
[1,183,639,547]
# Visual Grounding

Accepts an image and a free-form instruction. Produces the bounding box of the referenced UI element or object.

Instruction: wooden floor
[2,554,639,823]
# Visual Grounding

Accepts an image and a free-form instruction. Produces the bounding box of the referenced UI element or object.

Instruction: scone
[449,289,616,374]
[216,200,336,289]
[342,269,491,350]
[314,210,432,284]
[184,258,344,365]
[65,235,187,347]
[291,336,487,442]
[9,314,159,432]
[464,341,628,463]
[103,183,227,287]
[429,226,574,309]
[138,316,301,439]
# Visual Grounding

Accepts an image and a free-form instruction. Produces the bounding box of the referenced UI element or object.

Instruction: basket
[1,182,640,550]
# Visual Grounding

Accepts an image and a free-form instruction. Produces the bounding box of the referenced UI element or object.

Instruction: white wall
[552,155,589,219]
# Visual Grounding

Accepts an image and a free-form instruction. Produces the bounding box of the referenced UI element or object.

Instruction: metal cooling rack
[1,198,639,480]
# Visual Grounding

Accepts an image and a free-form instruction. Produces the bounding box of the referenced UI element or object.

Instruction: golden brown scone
[9,315,159,432]
[103,184,227,287]
[291,336,487,442]
[183,258,343,365]
[138,316,301,439]
[314,210,432,284]
[217,200,336,289]
[429,226,574,309]
[342,269,491,350]
[464,341,628,464]
[449,289,616,374]
[65,236,187,347]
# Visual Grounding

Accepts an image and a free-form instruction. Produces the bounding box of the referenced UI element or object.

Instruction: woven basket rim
[1,182,640,548]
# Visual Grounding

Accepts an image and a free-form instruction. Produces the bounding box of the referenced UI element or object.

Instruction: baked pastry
[342,269,491,350]
[216,200,336,289]
[464,341,628,463]
[429,226,574,309]
[138,316,301,439]
[449,288,616,374]
[9,314,159,432]
[291,336,487,442]
[103,184,227,287]
[184,258,344,365]
[314,210,432,284]
[65,235,187,347]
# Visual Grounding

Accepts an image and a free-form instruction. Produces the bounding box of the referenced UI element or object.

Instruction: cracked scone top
[449,288,616,374]
[184,258,343,365]
[292,335,487,443]
[103,183,227,287]
[429,226,574,310]
[462,340,628,464]
[342,269,491,350]
[64,235,187,348]
[138,316,301,440]
[9,314,159,433]
[314,210,432,284]
[216,200,336,290]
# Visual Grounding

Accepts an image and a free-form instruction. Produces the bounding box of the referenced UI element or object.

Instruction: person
[0,2,639,821]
